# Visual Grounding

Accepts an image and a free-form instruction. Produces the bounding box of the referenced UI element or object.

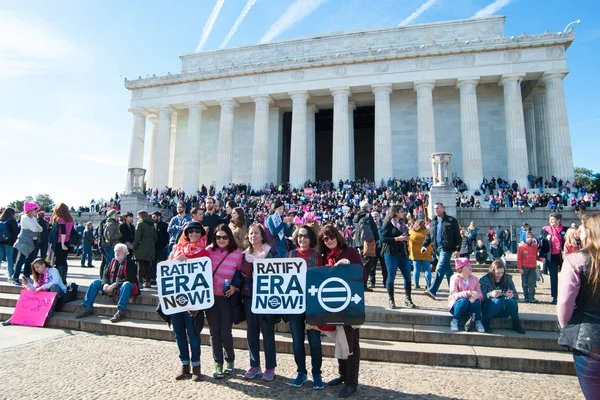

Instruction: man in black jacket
[421,203,461,300]
[151,211,169,285]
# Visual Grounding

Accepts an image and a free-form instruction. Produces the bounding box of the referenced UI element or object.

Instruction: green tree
[574,167,600,192]
[35,193,55,212]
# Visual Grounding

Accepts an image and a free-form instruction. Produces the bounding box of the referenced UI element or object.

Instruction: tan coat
[229,222,247,251]
[408,229,432,261]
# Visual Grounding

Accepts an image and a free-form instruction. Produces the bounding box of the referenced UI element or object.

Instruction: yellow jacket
[408,229,432,261]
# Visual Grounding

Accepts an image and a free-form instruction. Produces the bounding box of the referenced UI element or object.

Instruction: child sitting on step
[448,258,485,333]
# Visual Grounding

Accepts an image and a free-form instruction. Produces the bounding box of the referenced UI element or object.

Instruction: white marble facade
[124,16,575,193]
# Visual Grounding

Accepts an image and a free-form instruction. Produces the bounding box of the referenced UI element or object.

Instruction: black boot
[192,366,202,382]
[175,364,191,380]
[387,287,396,309]
[404,288,416,308]
[512,318,526,334]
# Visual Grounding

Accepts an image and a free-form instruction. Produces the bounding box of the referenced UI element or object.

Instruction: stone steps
[0,305,573,375]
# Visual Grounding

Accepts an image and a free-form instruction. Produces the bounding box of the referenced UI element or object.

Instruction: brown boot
[175,364,191,380]
[192,366,202,382]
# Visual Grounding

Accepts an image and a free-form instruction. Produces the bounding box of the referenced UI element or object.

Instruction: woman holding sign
[286,225,325,390]
[317,225,364,398]
[240,223,277,381]
[205,224,243,379]
[168,221,209,382]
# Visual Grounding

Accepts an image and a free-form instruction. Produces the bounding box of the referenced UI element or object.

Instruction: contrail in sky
[472,0,513,18]
[260,0,329,44]
[399,0,437,26]
[196,0,225,52]
[220,0,257,49]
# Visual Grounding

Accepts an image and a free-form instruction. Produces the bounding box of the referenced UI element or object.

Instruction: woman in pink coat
[447,258,485,333]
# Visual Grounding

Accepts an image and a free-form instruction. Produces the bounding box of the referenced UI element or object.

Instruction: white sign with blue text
[251,257,307,314]
[157,257,214,315]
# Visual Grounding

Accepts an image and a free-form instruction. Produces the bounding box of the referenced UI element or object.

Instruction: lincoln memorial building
[123,16,575,194]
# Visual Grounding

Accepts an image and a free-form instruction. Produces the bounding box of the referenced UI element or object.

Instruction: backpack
[0,221,10,242]
[69,226,81,247]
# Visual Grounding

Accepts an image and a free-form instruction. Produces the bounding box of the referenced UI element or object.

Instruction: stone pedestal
[428,153,457,219]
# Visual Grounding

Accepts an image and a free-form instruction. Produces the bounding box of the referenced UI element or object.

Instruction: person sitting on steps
[480,260,526,334]
[448,258,485,333]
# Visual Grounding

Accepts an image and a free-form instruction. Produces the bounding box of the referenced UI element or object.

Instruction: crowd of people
[1,174,599,398]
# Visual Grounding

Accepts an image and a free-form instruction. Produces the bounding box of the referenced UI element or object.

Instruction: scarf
[243,244,271,263]
[171,238,209,259]
[36,267,50,288]
[109,259,128,283]
[326,247,343,266]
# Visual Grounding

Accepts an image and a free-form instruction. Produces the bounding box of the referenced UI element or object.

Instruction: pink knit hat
[455,257,471,271]
[293,216,305,225]
[304,212,315,221]
[24,201,39,213]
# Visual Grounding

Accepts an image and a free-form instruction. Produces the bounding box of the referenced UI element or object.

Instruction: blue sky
[1,0,598,208]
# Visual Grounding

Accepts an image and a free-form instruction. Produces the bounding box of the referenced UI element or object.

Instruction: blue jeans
[0,244,14,277]
[243,297,276,370]
[413,260,432,288]
[13,242,38,280]
[450,298,482,320]
[82,279,134,313]
[384,254,411,290]
[484,298,519,320]
[80,242,93,266]
[288,313,322,375]
[429,248,452,296]
[171,311,201,367]
[573,350,600,400]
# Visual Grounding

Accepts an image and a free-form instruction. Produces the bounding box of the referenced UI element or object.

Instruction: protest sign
[11,290,57,327]
[306,264,365,326]
[304,188,314,195]
[157,256,213,315]
[251,257,306,314]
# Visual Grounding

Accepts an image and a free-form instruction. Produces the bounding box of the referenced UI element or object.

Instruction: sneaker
[313,374,324,390]
[291,372,308,387]
[475,320,486,333]
[109,310,125,323]
[224,360,234,375]
[450,319,459,332]
[213,364,224,379]
[243,367,262,379]
[261,369,275,382]
[75,307,93,319]
[12,279,22,286]
[2,319,12,326]
[530,298,539,303]
[424,291,437,300]
[551,297,557,305]
[465,314,476,332]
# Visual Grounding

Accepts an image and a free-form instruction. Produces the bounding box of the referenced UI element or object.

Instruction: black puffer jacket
[422,213,461,253]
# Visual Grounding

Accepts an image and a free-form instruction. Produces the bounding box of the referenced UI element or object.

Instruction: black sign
[306,264,365,326]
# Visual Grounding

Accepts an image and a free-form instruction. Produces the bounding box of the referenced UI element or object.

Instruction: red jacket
[517,242,538,269]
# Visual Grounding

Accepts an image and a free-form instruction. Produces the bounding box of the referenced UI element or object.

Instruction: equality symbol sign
[306,264,365,326]
[157,257,214,315]
[251,258,307,314]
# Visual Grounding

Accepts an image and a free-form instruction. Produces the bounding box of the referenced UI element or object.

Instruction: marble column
[531,87,550,179]
[523,100,538,176]
[146,115,158,189]
[372,84,393,184]
[331,87,351,182]
[456,78,483,192]
[289,91,309,188]
[306,104,318,181]
[216,98,238,190]
[541,70,574,182]
[126,108,147,193]
[153,106,175,190]
[414,81,436,179]
[348,101,356,180]
[251,95,272,189]
[182,102,206,193]
[499,74,528,189]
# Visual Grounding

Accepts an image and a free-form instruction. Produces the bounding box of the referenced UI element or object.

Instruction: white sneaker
[475,321,485,333]
[450,319,459,332]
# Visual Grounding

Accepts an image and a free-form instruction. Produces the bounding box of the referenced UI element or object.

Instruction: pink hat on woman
[455,257,471,271]
[293,216,305,225]
[24,201,39,213]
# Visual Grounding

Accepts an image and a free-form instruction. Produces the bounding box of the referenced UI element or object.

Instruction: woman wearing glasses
[205,224,243,379]
[286,225,325,390]
[168,221,210,382]
[317,224,364,398]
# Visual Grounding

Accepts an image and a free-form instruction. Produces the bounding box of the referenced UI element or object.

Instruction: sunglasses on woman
[188,229,203,234]
[297,233,309,238]
[322,236,335,242]
[215,234,229,240]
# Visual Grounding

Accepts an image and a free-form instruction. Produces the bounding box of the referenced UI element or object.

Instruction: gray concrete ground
[0,329,583,400]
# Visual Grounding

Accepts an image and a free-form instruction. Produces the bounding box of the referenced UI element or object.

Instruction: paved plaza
[0,327,583,400]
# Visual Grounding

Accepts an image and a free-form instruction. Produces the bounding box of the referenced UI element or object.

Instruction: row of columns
[126,70,573,193]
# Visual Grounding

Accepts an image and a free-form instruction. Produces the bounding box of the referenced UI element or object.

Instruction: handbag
[363,240,376,257]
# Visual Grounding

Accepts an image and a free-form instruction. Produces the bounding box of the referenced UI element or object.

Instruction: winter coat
[448,274,483,311]
[83,228,95,244]
[408,229,432,261]
[133,218,156,262]
[103,218,122,249]
[474,245,488,263]
[353,211,379,246]
[13,229,36,257]
[381,220,409,256]
[0,217,20,246]
[422,213,461,253]
[517,242,538,269]
[479,273,519,303]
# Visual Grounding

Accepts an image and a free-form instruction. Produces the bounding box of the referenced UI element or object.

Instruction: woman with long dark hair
[558,213,600,399]
[317,224,364,398]
[50,203,74,284]
[229,207,247,250]
[0,208,20,281]
[205,223,243,379]
[381,205,414,309]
